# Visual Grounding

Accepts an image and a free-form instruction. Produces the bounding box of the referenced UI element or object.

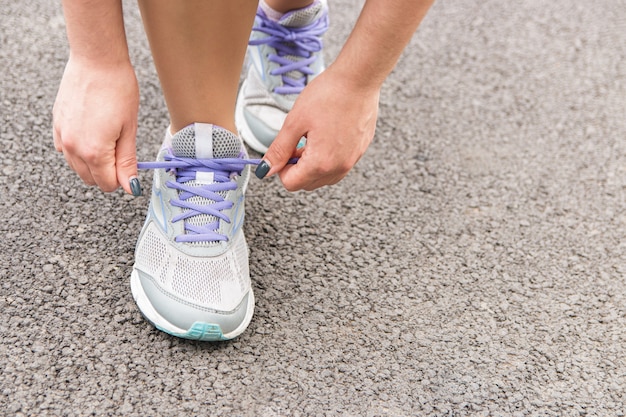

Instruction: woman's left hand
[257,66,380,191]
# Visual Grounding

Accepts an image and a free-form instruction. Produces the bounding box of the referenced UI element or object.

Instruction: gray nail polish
[255,161,270,179]
[130,177,142,197]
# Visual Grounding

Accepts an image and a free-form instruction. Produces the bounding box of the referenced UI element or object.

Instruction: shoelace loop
[250,10,329,95]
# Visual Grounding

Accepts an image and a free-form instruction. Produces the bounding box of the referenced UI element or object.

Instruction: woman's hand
[53,56,140,194]
[258,67,380,191]
[256,0,433,192]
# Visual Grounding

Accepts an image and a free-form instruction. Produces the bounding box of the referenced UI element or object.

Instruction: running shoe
[236,0,329,153]
[131,123,254,341]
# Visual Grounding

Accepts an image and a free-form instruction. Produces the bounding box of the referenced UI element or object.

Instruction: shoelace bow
[250,10,329,95]
[138,155,298,243]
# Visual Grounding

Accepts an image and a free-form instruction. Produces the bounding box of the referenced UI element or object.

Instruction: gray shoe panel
[243,108,280,149]
[137,270,251,335]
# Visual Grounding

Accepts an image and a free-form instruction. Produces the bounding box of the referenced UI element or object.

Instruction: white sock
[259,0,284,21]
[164,125,174,147]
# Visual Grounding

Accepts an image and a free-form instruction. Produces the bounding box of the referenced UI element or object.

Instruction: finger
[53,126,63,153]
[255,114,305,180]
[302,174,344,191]
[276,152,324,191]
[63,151,97,186]
[278,144,352,191]
[56,128,122,193]
[279,164,343,191]
[58,131,98,186]
[82,142,119,193]
[115,123,140,196]
[293,146,305,159]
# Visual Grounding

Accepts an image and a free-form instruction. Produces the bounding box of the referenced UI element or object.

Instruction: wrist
[68,50,133,71]
[324,60,385,94]
[62,0,130,68]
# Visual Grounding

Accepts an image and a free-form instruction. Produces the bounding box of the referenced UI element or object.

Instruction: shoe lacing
[251,10,329,95]
[138,155,297,243]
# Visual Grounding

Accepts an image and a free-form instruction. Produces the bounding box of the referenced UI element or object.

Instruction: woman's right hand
[53,56,140,195]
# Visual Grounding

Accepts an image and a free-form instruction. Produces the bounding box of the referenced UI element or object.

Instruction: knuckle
[316,160,337,176]
[269,141,292,162]
[82,149,101,164]
[99,182,118,193]
[116,156,137,170]
[284,182,301,192]
[60,136,79,154]
[93,172,119,192]
[278,174,301,192]
[338,159,353,174]
[326,158,354,176]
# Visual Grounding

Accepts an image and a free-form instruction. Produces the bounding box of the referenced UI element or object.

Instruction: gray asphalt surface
[2,0,626,416]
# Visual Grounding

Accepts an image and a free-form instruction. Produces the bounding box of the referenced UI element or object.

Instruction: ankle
[262,0,316,15]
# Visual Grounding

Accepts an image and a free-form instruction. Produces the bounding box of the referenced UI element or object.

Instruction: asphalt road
[1,1,625,416]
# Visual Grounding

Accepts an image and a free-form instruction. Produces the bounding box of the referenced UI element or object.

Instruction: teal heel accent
[184,322,227,341]
[155,322,227,342]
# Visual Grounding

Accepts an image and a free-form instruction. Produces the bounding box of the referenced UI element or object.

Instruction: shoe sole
[235,80,271,155]
[130,269,255,342]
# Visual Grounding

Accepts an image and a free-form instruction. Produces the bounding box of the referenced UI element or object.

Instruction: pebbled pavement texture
[1,1,625,416]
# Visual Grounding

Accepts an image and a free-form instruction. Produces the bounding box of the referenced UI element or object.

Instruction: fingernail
[130,177,142,197]
[255,160,271,179]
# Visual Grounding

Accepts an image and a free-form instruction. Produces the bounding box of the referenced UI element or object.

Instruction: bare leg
[137,0,258,134]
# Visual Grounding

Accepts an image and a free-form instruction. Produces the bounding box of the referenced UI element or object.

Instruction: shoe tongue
[169,124,242,243]
[279,1,323,27]
[171,123,242,159]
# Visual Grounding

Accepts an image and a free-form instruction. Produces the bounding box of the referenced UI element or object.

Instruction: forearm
[330,0,434,90]
[62,0,130,66]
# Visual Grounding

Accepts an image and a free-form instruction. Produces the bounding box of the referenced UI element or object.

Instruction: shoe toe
[131,269,254,341]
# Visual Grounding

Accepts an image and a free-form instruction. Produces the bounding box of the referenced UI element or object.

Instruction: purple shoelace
[250,9,329,95]
[138,155,297,243]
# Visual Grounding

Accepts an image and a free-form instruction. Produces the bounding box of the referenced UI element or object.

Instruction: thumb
[116,124,141,196]
[255,116,304,179]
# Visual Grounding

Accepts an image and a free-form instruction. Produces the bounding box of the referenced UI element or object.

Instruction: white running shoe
[236,0,329,153]
[131,123,254,341]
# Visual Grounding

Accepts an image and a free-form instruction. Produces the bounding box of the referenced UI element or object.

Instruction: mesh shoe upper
[251,1,329,98]
[133,124,251,314]
[236,0,329,153]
